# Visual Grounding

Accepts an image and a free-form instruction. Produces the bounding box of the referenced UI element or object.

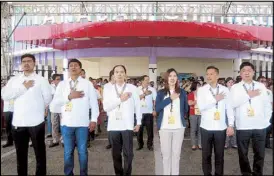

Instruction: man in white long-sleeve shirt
[103,65,141,175]
[50,59,99,176]
[1,75,15,148]
[197,66,234,176]
[230,62,272,176]
[1,54,52,176]
[49,74,62,148]
[104,69,115,150]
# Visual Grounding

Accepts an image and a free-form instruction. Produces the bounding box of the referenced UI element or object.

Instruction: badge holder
[247,106,255,117]
[168,114,175,124]
[141,100,147,107]
[9,100,14,105]
[115,110,123,120]
[214,111,220,120]
[65,102,73,112]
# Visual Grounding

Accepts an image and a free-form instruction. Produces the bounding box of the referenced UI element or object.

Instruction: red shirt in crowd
[187,92,196,116]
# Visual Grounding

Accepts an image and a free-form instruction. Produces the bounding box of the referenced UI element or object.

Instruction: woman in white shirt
[155,68,188,175]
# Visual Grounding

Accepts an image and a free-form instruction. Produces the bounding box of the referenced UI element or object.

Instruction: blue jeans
[61,126,89,176]
[47,111,52,134]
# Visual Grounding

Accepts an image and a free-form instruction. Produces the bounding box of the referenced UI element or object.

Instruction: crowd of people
[1,53,273,176]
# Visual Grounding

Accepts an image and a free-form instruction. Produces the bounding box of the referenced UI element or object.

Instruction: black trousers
[108,131,112,145]
[236,129,266,176]
[12,122,46,176]
[137,113,154,148]
[200,127,226,176]
[4,111,13,144]
[265,124,272,147]
[109,130,134,176]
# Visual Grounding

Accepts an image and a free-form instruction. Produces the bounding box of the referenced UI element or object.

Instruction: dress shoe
[49,142,59,148]
[2,143,13,148]
[148,146,153,151]
[136,146,143,151]
[232,145,238,149]
[106,145,112,149]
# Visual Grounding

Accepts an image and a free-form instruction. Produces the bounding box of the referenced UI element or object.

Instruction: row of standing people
[1,53,272,176]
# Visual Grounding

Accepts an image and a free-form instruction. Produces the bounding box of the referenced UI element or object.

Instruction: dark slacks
[137,113,154,148]
[200,127,226,176]
[109,130,134,176]
[12,122,46,176]
[236,129,266,176]
[4,111,13,144]
[265,124,272,147]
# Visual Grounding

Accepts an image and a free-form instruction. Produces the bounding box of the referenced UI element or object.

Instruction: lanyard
[243,82,255,105]
[115,83,127,98]
[142,87,148,94]
[168,91,174,112]
[70,80,78,91]
[142,87,148,99]
[115,83,127,109]
[209,86,219,109]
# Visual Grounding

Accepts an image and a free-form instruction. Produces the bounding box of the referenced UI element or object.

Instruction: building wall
[54,57,234,79]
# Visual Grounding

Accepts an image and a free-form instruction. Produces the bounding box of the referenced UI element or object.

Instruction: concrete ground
[1,121,273,175]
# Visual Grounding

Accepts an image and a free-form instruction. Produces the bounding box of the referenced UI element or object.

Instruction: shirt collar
[241,80,254,86]
[115,82,126,88]
[68,76,82,82]
[21,72,36,78]
[208,83,219,90]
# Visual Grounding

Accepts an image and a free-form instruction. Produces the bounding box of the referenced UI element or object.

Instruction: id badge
[194,108,201,115]
[9,100,14,105]
[141,100,147,107]
[115,111,123,120]
[65,102,73,112]
[247,107,255,117]
[168,115,175,124]
[214,111,220,120]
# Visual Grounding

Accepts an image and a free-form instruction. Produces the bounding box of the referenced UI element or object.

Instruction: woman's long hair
[163,68,181,95]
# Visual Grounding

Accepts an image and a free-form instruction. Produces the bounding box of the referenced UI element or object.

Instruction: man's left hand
[89,122,96,132]
[226,126,234,137]
[133,125,140,132]
[152,111,157,117]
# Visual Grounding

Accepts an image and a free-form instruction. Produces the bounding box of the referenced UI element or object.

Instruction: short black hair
[52,74,61,80]
[257,76,266,81]
[113,65,127,74]
[225,77,234,84]
[21,53,35,62]
[109,70,114,80]
[81,69,85,73]
[68,59,82,68]
[240,62,255,71]
[141,75,149,81]
[206,66,219,74]
[190,81,201,92]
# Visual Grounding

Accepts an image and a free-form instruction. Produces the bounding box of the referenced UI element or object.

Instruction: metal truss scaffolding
[9,2,273,17]
[1,2,12,79]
